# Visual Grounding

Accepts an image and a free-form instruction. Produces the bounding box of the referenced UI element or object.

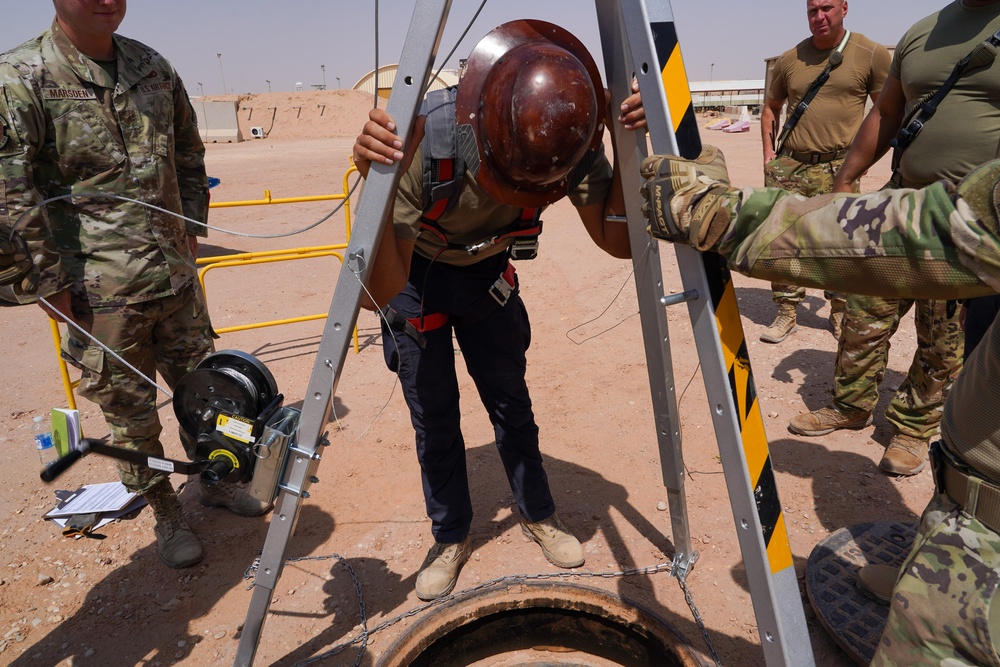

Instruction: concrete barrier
[193,99,243,143]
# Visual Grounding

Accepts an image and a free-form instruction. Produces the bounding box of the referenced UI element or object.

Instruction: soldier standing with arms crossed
[759,0,890,344]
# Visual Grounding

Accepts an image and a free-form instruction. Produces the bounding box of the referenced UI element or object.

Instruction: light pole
[710,63,715,82]
[321,64,326,90]
[266,79,271,93]
[197,82,204,96]
[336,76,341,89]
[217,53,227,94]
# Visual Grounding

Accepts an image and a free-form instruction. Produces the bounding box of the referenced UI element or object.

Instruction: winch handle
[40,438,98,483]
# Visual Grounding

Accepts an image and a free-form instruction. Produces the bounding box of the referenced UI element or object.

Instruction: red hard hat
[456,20,605,208]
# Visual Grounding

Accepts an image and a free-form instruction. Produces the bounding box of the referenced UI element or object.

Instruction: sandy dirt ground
[0,91,936,666]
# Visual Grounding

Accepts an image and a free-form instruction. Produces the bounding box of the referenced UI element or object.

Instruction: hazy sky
[2,1,950,94]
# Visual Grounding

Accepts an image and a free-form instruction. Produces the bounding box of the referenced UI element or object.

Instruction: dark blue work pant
[381,252,555,544]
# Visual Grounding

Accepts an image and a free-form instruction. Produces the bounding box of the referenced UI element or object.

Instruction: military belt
[778,147,849,165]
[932,441,1000,534]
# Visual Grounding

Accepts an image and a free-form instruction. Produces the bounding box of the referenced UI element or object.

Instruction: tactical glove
[0,224,37,294]
[640,146,735,251]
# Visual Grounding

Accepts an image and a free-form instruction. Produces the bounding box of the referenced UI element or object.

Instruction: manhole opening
[378,583,701,667]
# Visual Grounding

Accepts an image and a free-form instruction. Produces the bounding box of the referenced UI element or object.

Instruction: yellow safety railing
[51,318,78,411]
[50,163,361,409]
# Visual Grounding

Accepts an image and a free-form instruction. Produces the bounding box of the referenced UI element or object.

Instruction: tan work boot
[855,563,897,605]
[415,537,472,601]
[829,302,845,340]
[144,480,203,569]
[760,305,798,344]
[788,405,873,437]
[198,479,273,517]
[521,514,585,568]
[879,433,928,476]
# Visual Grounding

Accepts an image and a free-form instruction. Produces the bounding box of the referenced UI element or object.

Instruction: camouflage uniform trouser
[763,154,856,307]
[831,296,964,438]
[830,178,965,438]
[61,285,215,494]
[873,488,1000,665]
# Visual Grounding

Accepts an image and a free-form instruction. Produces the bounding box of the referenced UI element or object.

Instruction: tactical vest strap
[421,88,464,216]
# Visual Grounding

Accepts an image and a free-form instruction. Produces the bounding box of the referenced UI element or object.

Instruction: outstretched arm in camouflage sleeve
[640,147,1000,301]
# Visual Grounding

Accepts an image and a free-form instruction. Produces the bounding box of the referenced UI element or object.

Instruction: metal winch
[41,350,300,506]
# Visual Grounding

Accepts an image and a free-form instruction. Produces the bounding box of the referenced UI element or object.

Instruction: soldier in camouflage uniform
[793,1,1000,477]
[758,0,889,343]
[640,145,1000,665]
[0,0,268,569]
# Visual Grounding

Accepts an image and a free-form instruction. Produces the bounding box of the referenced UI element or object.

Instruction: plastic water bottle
[34,416,57,467]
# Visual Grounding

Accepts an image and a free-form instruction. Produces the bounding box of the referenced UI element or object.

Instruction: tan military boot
[855,563,897,605]
[788,405,873,437]
[521,513,585,568]
[198,479,273,517]
[415,537,472,601]
[760,304,798,344]
[879,433,928,476]
[144,480,203,569]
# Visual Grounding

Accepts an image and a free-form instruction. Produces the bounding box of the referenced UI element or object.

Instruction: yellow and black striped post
[599,0,814,663]
[650,3,794,580]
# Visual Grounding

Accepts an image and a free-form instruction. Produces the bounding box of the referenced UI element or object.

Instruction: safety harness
[380,261,517,348]
[383,88,533,345]
[418,87,544,261]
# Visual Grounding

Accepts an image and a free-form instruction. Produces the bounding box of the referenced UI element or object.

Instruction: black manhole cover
[806,521,917,666]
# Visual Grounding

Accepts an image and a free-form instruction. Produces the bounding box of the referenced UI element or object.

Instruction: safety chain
[679,574,723,667]
[243,552,722,666]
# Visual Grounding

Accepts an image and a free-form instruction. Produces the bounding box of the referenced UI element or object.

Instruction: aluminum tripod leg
[594,3,694,577]
[232,1,453,664]
[596,1,816,664]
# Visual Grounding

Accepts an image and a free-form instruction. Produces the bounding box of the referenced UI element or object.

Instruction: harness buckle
[380,306,428,349]
[489,265,516,306]
[510,237,539,260]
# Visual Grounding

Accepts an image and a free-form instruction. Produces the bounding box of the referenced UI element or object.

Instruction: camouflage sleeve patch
[0,85,23,157]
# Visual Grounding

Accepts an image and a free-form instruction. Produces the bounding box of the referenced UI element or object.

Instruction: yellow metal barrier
[198,248,350,336]
[51,318,78,411]
[51,164,362,409]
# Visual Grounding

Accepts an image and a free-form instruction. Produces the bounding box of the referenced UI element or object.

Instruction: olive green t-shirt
[892,0,1000,186]
[394,142,613,266]
[769,32,890,154]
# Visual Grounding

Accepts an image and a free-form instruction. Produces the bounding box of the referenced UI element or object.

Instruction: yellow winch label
[216,414,255,444]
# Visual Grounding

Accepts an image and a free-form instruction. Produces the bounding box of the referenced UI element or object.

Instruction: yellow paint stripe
[767,512,794,573]
[742,402,768,484]
[661,42,693,135]
[714,282,743,369]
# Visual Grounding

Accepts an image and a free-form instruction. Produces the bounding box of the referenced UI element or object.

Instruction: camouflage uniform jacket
[706,162,1000,480]
[0,21,208,306]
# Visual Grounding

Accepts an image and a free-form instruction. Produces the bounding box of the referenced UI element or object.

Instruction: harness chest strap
[419,207,542,256]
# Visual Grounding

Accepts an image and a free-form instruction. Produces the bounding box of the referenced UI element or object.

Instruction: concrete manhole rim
[376,580,703,667]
